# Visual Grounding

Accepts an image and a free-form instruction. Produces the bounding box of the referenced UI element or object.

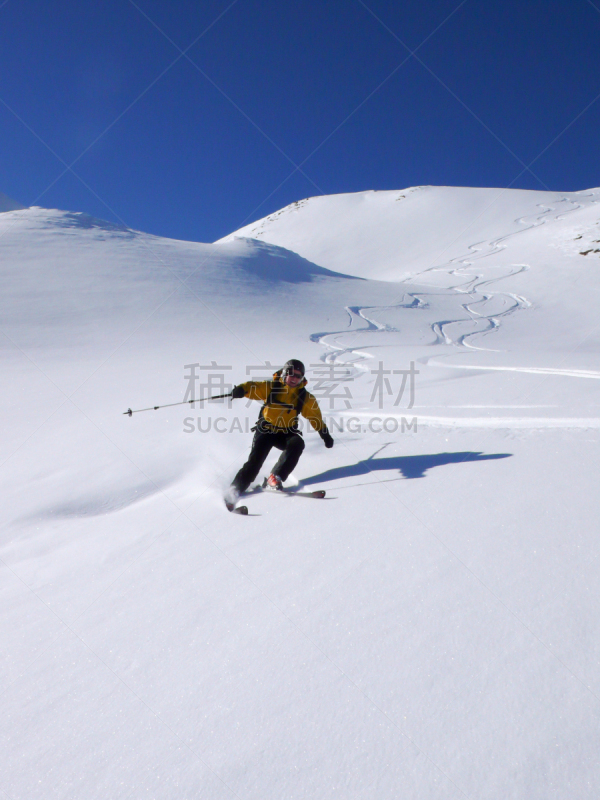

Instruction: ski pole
[123,392,232,416]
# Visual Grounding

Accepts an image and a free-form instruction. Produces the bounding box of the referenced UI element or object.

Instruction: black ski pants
[232,429,305,493]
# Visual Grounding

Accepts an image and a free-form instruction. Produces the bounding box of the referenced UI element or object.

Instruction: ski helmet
[282,359,305,379]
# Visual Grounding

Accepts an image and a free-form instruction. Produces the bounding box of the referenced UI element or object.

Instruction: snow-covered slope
[219,185,600,279]
[2,189,600,799]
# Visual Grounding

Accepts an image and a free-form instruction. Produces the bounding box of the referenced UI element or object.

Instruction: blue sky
[1,0,599,243]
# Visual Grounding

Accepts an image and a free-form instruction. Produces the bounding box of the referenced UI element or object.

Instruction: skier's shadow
[300,446,512,486]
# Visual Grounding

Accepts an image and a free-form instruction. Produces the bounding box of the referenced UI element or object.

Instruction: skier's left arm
[302,394,334,448]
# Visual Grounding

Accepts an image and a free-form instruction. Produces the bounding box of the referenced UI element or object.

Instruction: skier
[225,359,333,508]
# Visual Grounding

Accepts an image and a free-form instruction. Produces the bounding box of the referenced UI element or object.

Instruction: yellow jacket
[240,374,325,432]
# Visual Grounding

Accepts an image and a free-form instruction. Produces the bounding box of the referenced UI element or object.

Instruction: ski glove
[320,429,334,448]
[231,385,245,399]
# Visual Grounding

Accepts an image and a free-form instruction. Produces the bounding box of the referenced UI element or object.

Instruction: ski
[224,499,248,515]
[286,489,325,498]
[258,481,325,499]
[225,485,325,513]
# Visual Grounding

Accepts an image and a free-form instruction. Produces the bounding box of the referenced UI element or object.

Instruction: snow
[2,186,600,798]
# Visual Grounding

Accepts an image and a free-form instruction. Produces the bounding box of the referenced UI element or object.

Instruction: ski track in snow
[351,410,600,429]
[309,193,600,387]
[418,358,600,381]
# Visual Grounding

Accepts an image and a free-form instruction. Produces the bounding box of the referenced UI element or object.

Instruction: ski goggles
[283,368,304,380]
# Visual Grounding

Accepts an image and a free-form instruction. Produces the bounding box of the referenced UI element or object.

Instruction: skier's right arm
[231,381,270,402]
